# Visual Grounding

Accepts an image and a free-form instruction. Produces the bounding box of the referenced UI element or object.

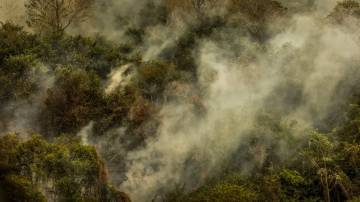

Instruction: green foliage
[3,1,360,202]
[0,54,38,102]
[94,85,139,135]
[0,134,126,202]
[0,23,41,103]
[136,61,177,100]
[38,35,132,77]
[138,1,168,27]
[1,174,46,202]
[40,67,104,135]
[176,183,260,202]
[280,169,305,186]
[350,197,360,202]
[0,22,39,62]
[228,0,286,22]
[329,0,360,22]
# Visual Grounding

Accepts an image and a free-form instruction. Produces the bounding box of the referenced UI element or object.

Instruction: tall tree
[25,0,94,35]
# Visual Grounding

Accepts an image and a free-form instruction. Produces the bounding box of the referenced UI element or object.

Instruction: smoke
[2,0,360,201]
[0,0,26,25]
[0,64,55,137]
[314,0,341,15]
[69,0,165,39]
[77,121,94,145]
[142,22,187,61]
[105,64,135,95]
[115,7,360,202]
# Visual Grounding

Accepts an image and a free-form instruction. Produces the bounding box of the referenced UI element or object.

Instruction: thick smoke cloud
[3,0,360,201]
[116,7,360,202]
[0,0,26,25]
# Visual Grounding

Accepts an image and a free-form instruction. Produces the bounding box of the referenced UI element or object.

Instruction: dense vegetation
[0,134,131,201]
[1,0,360,201]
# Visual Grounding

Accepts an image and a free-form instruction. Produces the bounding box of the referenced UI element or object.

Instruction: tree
[40,67,104,136]
[225,0,286,26]
[0,23,40,104]
[0,134,130,202]
[170,182,260,202]
[25,0,94,35]
[136,61,177,101]
[302,132,352,202]
[329,0,360,22]
[0,55,37,104]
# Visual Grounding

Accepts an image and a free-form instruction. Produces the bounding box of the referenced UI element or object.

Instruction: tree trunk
[337,182,351,200]
[323,174,331,202]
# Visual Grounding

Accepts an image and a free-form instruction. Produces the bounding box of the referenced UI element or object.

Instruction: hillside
[1,0,360,201]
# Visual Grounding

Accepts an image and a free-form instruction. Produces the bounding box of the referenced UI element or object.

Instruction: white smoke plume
[0,64,55,137]
[117,9,360,202]
[77,121,94,145]
[0,0,26,25]
[3,0,360,201]
[105,64,135,95]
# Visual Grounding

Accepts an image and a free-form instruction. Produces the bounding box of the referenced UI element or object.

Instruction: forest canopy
[1,0,360,202]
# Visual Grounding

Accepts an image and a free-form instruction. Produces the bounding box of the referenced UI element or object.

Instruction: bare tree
[25,0,94,35]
